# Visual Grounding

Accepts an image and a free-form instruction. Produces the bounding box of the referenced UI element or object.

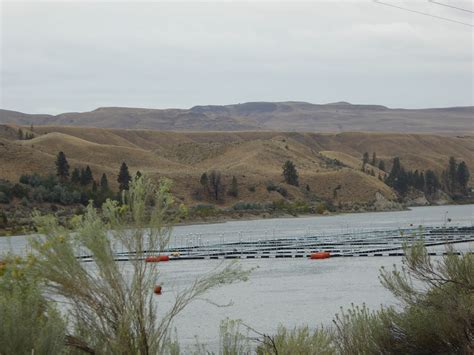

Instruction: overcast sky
[1,0,472,114]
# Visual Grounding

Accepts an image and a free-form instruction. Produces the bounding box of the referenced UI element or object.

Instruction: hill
[1,101,473,133]
[1,125,473,210]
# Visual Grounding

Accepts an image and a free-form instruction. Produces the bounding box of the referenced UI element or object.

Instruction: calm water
[1,204,473,350]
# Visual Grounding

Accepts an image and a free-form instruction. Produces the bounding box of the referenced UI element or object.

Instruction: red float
[145,255,170,263]
[153,285,162,295]
[310,252,331,260]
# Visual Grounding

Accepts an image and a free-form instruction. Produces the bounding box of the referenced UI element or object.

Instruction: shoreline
[4,201,470,238]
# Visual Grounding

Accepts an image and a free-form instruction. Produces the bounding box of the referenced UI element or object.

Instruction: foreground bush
[1,176,249,355]
[0,255,66,354]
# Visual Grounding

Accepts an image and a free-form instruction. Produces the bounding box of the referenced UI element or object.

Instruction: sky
[1,0,473,114]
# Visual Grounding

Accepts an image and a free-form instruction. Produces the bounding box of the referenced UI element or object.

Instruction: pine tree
[362,152,369,168]
[71,168,81,184]
[371,152,377,166]
[17,128,24,140]
[378,160,385,172]
[282,160,299,186]
[117,162,131,191]
[135,171,142,179]
[228,176,239,197]
[55,151,70,180]
[448,156,457,193]
[81,166,93,186]
[457,161,470,196]
[208,170,224,201]
[425,170,440,195]
[100,173,109,191]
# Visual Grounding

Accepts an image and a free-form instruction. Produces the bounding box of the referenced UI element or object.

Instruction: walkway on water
[76,226,474,262]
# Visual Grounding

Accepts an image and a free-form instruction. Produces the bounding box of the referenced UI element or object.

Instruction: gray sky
[1,0,473,114]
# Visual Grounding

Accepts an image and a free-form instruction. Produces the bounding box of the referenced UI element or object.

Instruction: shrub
[0,191,9,204]
[257,325,335,355]
[232,202,266,211]
[0,255,66,354]
[189,204,218,218]
[266,182,288,198]
[30,177,250,353]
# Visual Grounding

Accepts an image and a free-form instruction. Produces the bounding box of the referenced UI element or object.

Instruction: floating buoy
[310,252,331,260]
[145,255,170,263]
[171,252,180,257]
[153,285,162,295]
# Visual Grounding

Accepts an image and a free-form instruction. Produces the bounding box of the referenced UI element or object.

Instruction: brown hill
[1,101,473,133]
[1,125,473,208]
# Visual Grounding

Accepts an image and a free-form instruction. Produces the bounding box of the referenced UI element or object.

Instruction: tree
[80,166,93,186]
[100,173,109,191]
[282,160,299,186]
[228,176,239,197]
[425,169,439,195]
[457,161,470,195]
[71,168,81,185]
[448,156,457,193]
[17,128,24,140]
[362,152,369,169]
[55,151,69,181]
[117,162,131,191]
[28,177,249,354]
[200,172,208,189]
[371,152,377,166]
[209,170,224,201]
[378,160,385,172]
[135,170,142,179]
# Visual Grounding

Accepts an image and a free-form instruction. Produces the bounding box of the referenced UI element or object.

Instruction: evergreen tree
[92,180,98,193]
[425,170,440,195]
[200,173,208,188]
[448,156,457,193]
[457,161,470,195]
[71,168,81,184]
[228,176,239,197]
[135,171,142,179]
[80,166,93,186]
[100,173,109,191]
[386,157,409,195]
[282,160,299,186]
[55,151,70,180]
[117,162,131,191]
[17,128,24,140]
[362,152,369,168]
[378,160,385,172]
[371,152,377,166]
[208,170,224,201]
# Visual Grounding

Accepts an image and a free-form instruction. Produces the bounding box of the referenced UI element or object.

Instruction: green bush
[266,182,288,197]
[189,204,218,218]
[0,255,66,354]
[232,202,267,211]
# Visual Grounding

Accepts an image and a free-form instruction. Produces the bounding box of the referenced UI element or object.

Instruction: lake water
[1,204,473,351]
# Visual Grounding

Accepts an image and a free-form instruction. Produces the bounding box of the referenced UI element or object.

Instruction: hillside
[1,125,473,210]
[1,101,473,133]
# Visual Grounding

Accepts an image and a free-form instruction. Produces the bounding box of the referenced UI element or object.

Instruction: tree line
[0,151,135,206]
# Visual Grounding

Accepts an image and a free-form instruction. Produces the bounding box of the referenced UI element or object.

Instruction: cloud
[1,1,472,113]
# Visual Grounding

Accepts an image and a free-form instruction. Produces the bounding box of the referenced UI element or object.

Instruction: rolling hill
[1,124,473,209]
[1,101,473,133]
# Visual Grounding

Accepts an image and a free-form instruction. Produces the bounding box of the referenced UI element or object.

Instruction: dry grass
[1,125,473,206]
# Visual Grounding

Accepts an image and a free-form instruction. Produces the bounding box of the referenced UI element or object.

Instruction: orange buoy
[310,252,331,260]
[153,285,162,295]
[158,255,169,262]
